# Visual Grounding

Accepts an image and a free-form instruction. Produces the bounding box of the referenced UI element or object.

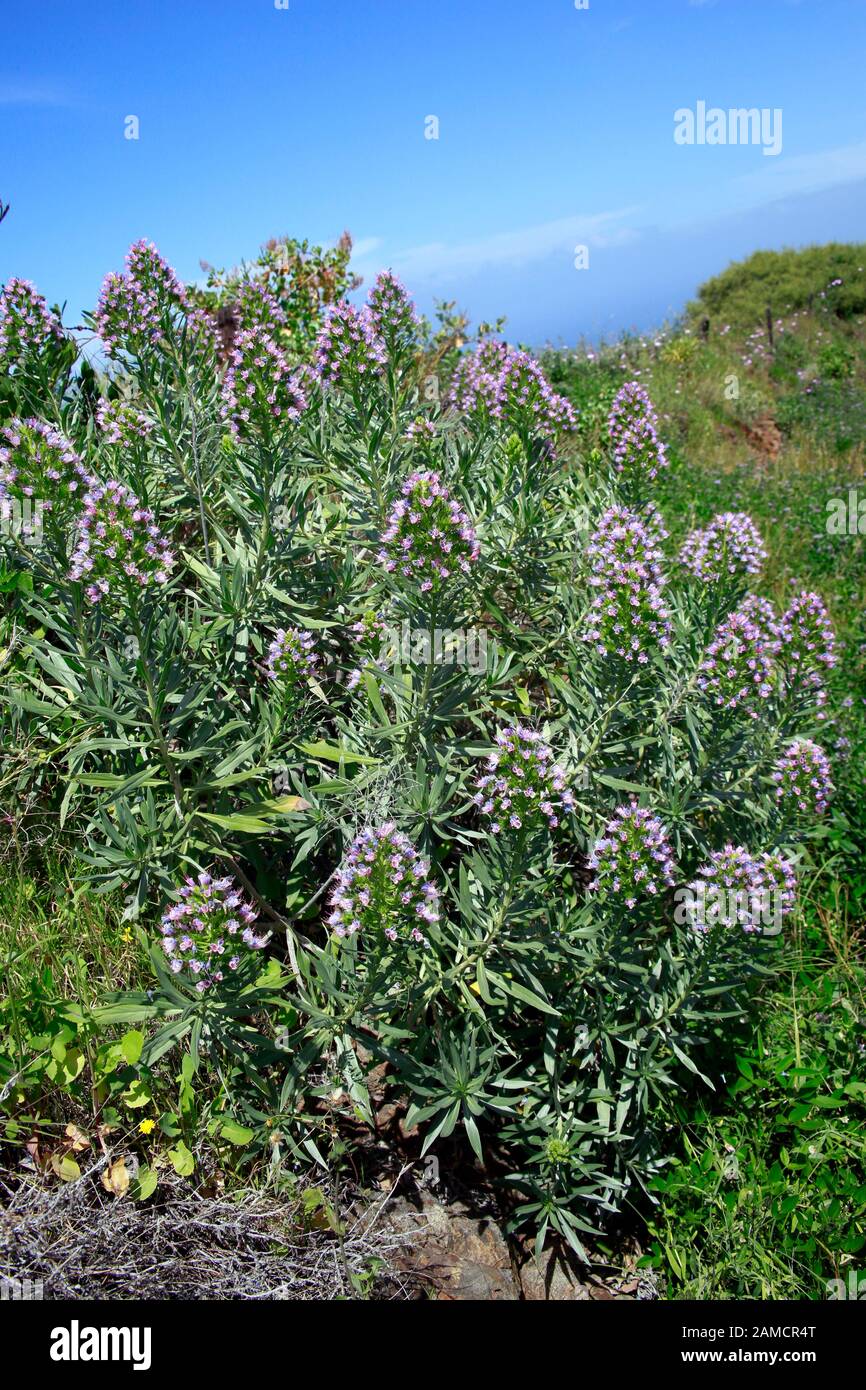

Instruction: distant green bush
[690,244,866,330]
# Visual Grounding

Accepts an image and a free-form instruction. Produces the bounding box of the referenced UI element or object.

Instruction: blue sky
[2,0,865,344]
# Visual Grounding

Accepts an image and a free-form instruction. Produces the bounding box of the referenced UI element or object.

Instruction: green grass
[541,240,866,1299]
[639,877,866,1299]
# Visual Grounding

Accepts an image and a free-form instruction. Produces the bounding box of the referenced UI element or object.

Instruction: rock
[519,1251,591,1301]
[383,1191,520,1300]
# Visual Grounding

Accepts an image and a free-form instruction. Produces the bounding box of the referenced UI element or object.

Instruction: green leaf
[168,1140,195,1176]
[220,1119,255,1146]
[121,1030,144,1065]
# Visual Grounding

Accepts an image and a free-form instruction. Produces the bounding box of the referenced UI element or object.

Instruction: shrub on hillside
[0,245,837,1253]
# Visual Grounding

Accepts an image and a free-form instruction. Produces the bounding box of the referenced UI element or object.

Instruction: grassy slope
[544,243,866,1298]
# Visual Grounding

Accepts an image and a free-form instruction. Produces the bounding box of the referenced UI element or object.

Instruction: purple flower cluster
[737,593,782,651]
[772,739,833,816]
[314,302,387,388]
[679,512,767,585]
[378,469,479,591]
[473,725,574,833]
[326,823,439,946]
[404,417,437,442]
[160,871,269,993]
[95,398,153,446]
[221,327,309,439]
[0,419,93,515]
[588,801,677,909]
[366,269,420,351]
[450,341,576,444]
[685,843,796,934]
[449,340,511,416]
[94,239,189,358]
[0,278,65,370]
[265,627,318,686]
[235,281,287,333]
[608,382,668,482]
[69,481,174,604]
[582,506,672,663]
[697,599,777,718]
[778,591,836,709]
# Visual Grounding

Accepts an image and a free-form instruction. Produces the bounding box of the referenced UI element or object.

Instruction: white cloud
[733,138,866,199]
[348,235,383,260]
[352,209,642,285]
[0,82,71,107]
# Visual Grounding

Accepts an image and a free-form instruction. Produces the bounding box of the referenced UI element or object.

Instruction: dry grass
[0,1159,418,1301]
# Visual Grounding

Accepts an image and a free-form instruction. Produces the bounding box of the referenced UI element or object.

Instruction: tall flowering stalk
[473,725,574,834]
[778,591,836,712]
[94,239,191,359]
[679,512,767,587]
[265,627,318,687]
[314,302,387,391]
[327,823,440,946]
[773,739,833,816]
[221,327,309,440]
[69,481,174,605]
[697,598,777,719]
[0,419,94,523]
[608,382,668,484]
[95,398,153,447]
[378,469,479,592]
[450,341,576,447]
[588,802,677,909]
[0,278,65,372]
[366,269,420,356]
[683,843,796,934]
[582,506,672,664]
[346,611,391,691]
[160,871,269,992]
[234,281,287,335]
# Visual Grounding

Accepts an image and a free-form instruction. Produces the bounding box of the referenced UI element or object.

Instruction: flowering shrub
[0,241,840,1255]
